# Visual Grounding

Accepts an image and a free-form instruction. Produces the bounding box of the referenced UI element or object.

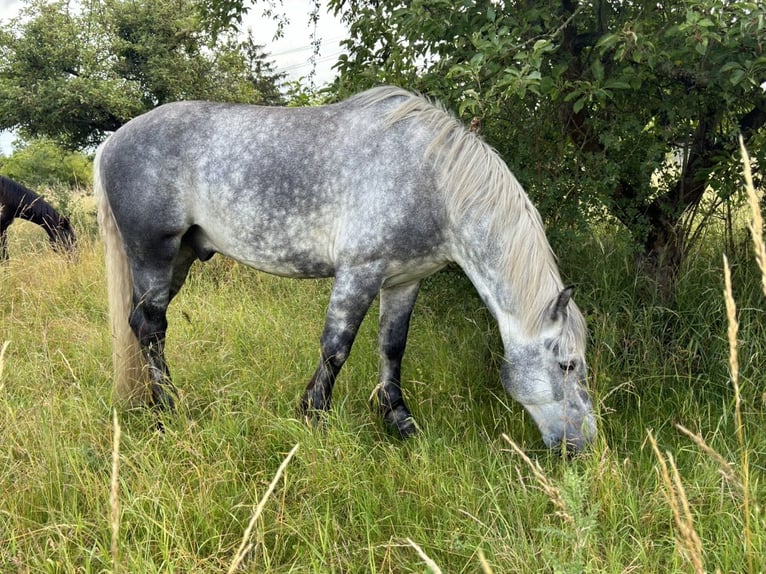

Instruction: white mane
[352,86,586,348]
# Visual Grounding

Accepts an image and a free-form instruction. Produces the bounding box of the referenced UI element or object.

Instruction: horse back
[98,99,450,279]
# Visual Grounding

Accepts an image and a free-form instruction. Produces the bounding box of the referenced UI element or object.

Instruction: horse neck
[16,196,64,232]
[450,214,564,340]
[0,177,71,243]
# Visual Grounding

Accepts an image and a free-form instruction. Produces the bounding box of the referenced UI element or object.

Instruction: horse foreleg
[0,232,7,261]
[299,268,381,419]
[375,281,420,438]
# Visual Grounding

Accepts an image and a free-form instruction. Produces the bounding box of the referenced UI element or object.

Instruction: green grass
[1,193,764,573]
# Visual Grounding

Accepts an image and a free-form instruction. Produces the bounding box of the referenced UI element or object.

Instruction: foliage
[283,79,335,107]
[198,0,289,42]
[329,0,766,279]
[0,137,91,188]
[0,0,285,149]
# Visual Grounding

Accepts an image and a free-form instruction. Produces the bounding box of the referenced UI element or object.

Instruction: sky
[244,3,347,86]
[0,1,348,154]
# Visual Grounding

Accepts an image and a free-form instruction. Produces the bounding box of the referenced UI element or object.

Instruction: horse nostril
[567,436,586,454]
[547,435,585,456]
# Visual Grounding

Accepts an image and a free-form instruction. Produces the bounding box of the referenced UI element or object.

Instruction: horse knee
[324,348,349,370]
[129,301,168,345]
[320,333,352,370]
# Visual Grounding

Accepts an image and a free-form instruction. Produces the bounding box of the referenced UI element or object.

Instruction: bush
[0,137,92,188]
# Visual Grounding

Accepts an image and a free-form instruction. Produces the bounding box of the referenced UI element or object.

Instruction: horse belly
[381,258,448,287]
[192,217,337,279]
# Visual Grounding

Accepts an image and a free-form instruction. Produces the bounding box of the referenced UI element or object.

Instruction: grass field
[1,177,764,572]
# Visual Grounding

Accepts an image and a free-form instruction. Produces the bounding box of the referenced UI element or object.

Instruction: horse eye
[559,361,575,373]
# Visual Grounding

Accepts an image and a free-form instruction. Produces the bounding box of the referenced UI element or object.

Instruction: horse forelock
[355,87,574,339]
[547,298,588,357]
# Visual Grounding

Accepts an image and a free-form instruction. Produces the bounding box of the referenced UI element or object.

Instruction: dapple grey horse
[95,86,595,450]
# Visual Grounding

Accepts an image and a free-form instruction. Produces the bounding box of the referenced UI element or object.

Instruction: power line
[278,49,345,72]
[266,36,346,58]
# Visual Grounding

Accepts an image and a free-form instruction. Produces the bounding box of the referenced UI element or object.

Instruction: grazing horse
[0,175,77,261]
[95,86,596,450]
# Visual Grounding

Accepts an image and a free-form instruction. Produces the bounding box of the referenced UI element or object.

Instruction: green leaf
[533,39,552,53]
[595,33,618,50]
[470,52,484,66]
[719,61,743,73]
[729,68,746,85]
[604,79,631,90]
[591,60,605,82]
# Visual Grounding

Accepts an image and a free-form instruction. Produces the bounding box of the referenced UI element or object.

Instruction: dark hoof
[297,395,331,431]
[298,383,331,415]
[383,406,419,439]
[394,416,418,439]
[151,382,177,412]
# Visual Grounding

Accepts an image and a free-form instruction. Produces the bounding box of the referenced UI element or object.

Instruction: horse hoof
[152,394,175,413]
[395,416,419,439]
[382,406,418,439]
[297,397,331,432]
[151,382,178,412]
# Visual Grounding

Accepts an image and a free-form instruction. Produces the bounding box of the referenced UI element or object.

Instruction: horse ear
[550,286,574,321]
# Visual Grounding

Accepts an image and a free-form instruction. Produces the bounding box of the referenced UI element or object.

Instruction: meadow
[0,173,764,573]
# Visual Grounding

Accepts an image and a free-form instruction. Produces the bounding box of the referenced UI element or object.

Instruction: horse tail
[94,142,150,405]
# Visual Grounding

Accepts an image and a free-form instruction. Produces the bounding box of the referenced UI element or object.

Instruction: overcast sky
[0,1,348,153]
[245,3,347,85]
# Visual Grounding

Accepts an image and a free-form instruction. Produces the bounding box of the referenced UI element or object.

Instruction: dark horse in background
[0,175,77,261]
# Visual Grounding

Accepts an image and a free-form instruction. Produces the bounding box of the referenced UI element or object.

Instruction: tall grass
[0,177,764,572]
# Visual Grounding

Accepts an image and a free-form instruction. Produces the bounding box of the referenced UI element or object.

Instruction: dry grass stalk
[478,548,494,574]
[406,538,443,574]
[723,254,750,464]
[723,255,739,404]
[647,430,705,574]
[739,136,766,298]
[227,443,300,574]
[675,424,743,495]
[501,434,574,526]
[110,409,122,574]
[0,340,9,387]
[724,193,754,572]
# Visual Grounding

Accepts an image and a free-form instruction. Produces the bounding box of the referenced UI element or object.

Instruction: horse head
[501,287,596,452]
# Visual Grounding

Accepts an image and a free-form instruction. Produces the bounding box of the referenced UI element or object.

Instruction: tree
[0,0,284,148]
[328,0,766,285]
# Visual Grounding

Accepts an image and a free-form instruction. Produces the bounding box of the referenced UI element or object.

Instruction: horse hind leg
[128,240,197,411]
[374,281,420,438]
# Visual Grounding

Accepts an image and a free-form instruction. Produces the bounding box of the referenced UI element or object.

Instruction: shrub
[0,137,92,188]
